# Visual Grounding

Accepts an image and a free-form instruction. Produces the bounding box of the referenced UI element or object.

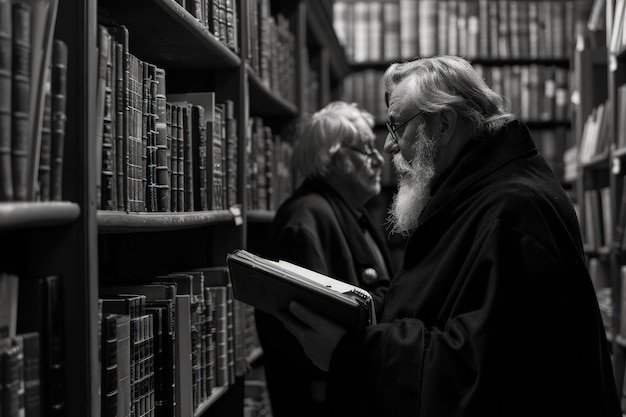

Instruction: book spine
[168,104,178,212]
[204,287,216,394]
[101,314,118,417]
[127,55,144,212]
[181,104,193,211]
[176,105,185,211]
[0,0,12,201]
[111,26,129,211]
[146,64,158,212]
[191,105,208,211]
[11,1,31,202]
[50,39,68,202]
[212,104,224,210]
[224,100,236,208]
[155,68,170,212]
[116,315,131,417]
[101,32,117,210]
[2,341,23,417]
[19,332,41,417]
[38,83,52,202]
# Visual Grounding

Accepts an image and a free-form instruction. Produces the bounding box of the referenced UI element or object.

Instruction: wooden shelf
[97,210,238,233]
[248,65,299,117]
[98,0,240,70]
[0,201,80,230]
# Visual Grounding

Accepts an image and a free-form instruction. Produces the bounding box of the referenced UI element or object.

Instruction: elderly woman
[255,101,395,417]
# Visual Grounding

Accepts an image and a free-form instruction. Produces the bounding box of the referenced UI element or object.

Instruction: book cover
[226,249,375,330]
[11,1,31,201]
[0,0,12,201]
[49,39,67,202]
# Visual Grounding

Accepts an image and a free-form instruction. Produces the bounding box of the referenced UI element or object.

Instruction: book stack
[246,117,287,211]
[246,0,296,105]
[98,265,258,416]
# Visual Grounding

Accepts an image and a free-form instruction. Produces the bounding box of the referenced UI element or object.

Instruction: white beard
[388,129,438,236]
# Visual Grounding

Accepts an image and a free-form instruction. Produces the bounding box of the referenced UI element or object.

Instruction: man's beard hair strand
[387,129,438,236]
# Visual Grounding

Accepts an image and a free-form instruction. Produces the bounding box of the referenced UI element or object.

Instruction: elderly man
[278,56,621,417]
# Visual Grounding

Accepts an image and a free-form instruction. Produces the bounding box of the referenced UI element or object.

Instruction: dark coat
[255,179,395,417]
[327,121,621,417]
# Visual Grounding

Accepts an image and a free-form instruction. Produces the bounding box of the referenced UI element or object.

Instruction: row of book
[175,0,238,54]
[0,273,66,417]
[333,0,577,64]
[245,0,297,106]
[342,64,571,126]
[615,85,626,151]
[610,0,626,55]
[96,24,294,213]
[578,101,611,164]
[582,186,613,253]
[0,0,67,203]
[98,266,261,417]
[300,48,321,117]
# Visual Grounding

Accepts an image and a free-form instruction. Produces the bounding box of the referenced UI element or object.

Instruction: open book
[226,249,376,330]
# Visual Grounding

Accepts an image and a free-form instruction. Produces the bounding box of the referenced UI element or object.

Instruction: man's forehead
[386,78,414,115]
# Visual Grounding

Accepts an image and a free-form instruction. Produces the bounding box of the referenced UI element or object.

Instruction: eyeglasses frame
[386,110,424,145]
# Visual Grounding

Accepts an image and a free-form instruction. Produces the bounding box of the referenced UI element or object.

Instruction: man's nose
[383,132,398,154]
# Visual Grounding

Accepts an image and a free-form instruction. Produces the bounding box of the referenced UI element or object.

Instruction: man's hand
[276,301,347,372]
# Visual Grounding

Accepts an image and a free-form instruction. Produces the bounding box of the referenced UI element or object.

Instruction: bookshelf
[0,1,348,417]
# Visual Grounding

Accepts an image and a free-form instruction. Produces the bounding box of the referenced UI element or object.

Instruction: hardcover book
[226,249,376,330]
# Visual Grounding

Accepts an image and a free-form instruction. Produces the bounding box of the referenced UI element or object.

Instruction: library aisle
[3,0,626,416]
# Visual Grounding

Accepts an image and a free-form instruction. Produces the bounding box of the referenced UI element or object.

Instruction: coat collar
[420,119,537,223]
[298,179,395,279]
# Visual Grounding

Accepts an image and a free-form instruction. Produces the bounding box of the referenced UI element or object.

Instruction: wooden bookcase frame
[0,0,349,416]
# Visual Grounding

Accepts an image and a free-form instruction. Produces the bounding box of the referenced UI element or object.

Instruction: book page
[275,259,361,294]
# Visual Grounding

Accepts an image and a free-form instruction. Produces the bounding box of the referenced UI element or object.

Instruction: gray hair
[292,101,375,180]
[383,55,516,138]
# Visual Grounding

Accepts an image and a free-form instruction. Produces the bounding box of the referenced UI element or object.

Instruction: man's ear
[437,108,458,146]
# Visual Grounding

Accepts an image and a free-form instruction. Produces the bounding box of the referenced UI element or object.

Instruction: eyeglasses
[386,110,424,145]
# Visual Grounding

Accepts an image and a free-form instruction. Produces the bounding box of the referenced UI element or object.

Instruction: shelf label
[610,55,618,72]
[229,205,243,226]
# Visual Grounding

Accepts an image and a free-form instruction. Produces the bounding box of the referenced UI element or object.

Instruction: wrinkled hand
[276,301,347,372]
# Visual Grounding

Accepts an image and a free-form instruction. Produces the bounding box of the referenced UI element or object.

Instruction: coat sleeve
[325,220,619,417]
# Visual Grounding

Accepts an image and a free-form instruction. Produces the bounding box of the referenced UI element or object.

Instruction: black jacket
[327,120,621,417]
[256,179,394,417]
